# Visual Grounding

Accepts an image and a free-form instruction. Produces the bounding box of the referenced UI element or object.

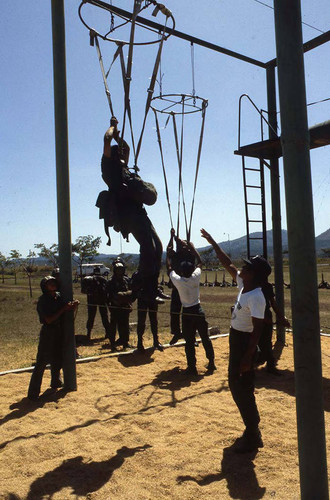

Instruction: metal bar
[266,66,285,343]
[83,0,266,68]
[273,1,328,497]
[259,160,267,258]
[51,0,77,392]
[267,29,330,68]
[246,184,261,189]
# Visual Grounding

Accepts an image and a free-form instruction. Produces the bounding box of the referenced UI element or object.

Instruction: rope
[171,111,189,239]
[117,44,137,160]
[134,21,168,169]
[187,100,207,241]
[153,109,174,228]
[91,31,115,116]
[191,42,196,104]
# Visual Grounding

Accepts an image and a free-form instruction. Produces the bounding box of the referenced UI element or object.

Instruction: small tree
[34,243,59,267]
[9,250,22,285]
[0,252,8,283]
[22,250,38,297]
[72,235,101,278]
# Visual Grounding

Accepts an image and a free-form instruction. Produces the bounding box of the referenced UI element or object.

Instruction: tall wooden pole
[51,0,77,391]
[273,1,328,498]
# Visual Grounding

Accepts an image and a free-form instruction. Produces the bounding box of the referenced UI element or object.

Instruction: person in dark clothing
[201,228,270,453]
[258,279,290,374]
[166,239,216,376]
[81,267,110,341]
[28,276,79,401]
[96,116,162,301]
[166,228,196,345]
[106,258,134,350]
[137,295,164,353]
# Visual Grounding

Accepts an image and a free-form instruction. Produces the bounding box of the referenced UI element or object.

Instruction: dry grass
[0,333,329,499]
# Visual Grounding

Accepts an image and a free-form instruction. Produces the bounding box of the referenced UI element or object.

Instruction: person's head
[112,259,125,277]
[177,239,189,252]
[111,144,129,165]
[40,276,57,295]
[180,260,195,278]
[93,266,101,276]
[240,255,271,286]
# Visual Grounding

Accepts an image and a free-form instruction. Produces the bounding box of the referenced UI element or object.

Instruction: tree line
[0,236,102,296]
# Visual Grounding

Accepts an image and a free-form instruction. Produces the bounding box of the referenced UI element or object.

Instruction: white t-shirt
[231,273,265,333]
[169,268,201,308]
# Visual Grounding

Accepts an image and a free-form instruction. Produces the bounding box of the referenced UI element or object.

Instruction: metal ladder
[241,156,267,259]
[236,94,278,259]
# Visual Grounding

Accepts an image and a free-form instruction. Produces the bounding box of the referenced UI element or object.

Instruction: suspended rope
[187,100,207,241]
[153,109,174,229]
[151,94,208,241]
[79,0,175,172]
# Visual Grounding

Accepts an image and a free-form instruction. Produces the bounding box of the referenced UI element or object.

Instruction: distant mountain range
[95,228,330,265]
[30,228,330,267]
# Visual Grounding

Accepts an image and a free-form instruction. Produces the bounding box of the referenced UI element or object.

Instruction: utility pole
[273,1,328,498]
[51,0,77,391]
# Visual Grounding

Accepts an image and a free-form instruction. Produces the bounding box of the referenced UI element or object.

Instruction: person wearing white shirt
[201,228,271,454]
[166,236,216,376]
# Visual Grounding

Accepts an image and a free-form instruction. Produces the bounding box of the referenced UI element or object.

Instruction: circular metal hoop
[78,1,175,46]
[150,94,208,115]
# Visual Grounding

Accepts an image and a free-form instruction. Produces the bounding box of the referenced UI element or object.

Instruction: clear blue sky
[1,1,329,258]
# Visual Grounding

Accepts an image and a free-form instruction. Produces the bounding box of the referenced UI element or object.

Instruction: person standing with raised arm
[201,228,270,453]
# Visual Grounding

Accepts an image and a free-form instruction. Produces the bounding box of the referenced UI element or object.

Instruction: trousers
[137,297,159,343]
[182,303,214,368]
[86,303,110,336]
[228,327,260,431]
[28,326,63,398]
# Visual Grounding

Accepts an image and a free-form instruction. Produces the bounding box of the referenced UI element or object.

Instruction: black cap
[180,260,194,275]
[243,255,271,280]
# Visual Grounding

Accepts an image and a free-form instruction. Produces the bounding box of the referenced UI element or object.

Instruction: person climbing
[96,117,162,301]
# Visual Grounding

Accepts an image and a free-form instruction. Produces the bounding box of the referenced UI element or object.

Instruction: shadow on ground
[177,444,266,499]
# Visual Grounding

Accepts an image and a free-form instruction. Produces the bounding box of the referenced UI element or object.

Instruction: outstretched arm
[103,116,130,162]
[201,228,238,279]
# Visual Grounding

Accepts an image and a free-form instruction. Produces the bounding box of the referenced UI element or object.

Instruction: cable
[250,0,326,35]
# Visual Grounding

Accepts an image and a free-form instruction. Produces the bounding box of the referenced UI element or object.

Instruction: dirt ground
[0,334,329,500]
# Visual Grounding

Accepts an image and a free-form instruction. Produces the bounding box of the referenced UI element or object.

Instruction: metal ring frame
[150,94,208,115]
[78,0,175,46]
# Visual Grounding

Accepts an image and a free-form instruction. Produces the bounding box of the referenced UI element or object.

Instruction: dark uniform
[137,296,163,351]
[107,264,133,349]
[81,272,110,340]
[96,153,162,301]
[28,283,65,399]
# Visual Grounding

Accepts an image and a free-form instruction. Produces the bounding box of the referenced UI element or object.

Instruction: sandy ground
[0,335,329,500]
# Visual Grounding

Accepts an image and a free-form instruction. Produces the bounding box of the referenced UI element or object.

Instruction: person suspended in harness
[96,117,162,301]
